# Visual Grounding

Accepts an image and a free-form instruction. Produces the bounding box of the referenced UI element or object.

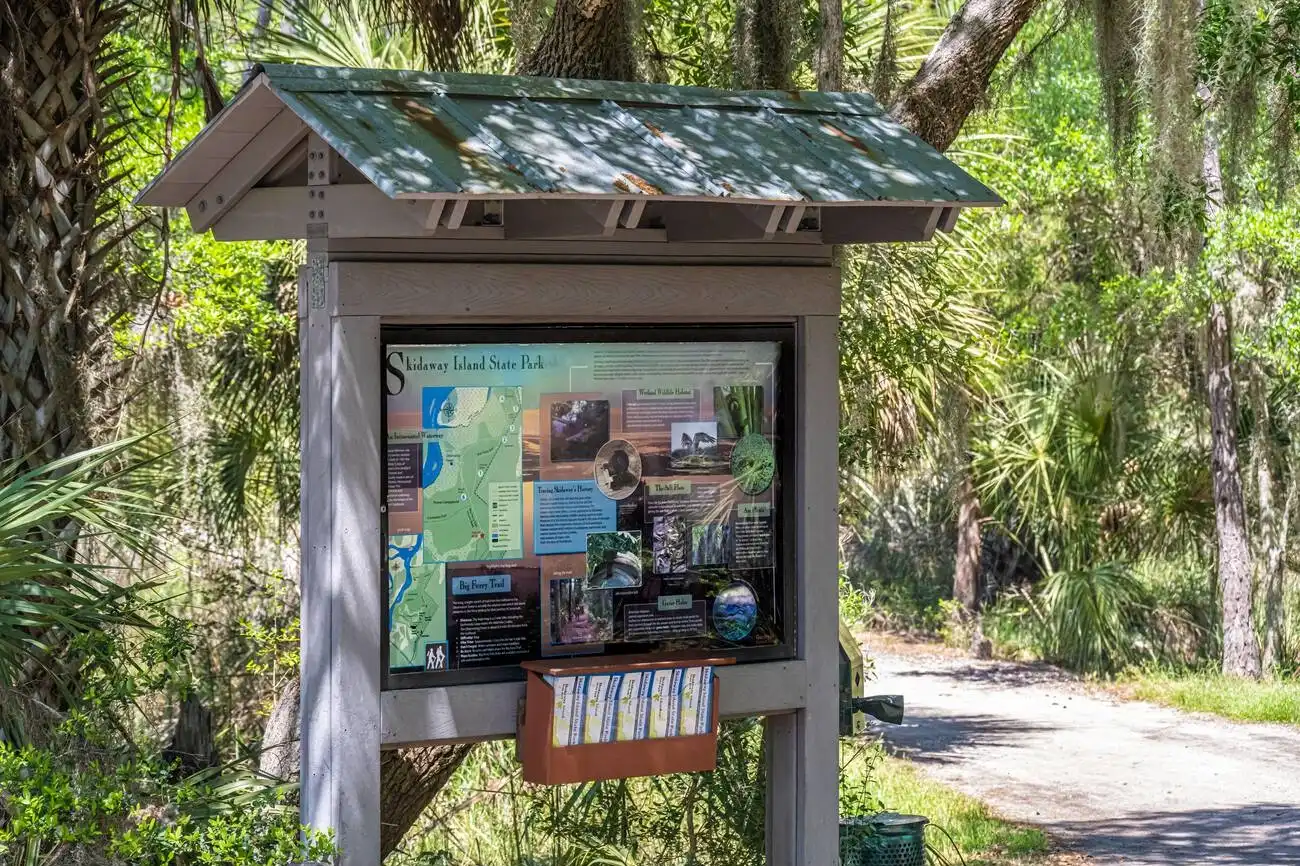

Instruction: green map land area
[387,535,446,671]
[422,386,524,562]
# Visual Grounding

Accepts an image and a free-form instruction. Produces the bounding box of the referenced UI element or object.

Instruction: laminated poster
[384,337,786,676]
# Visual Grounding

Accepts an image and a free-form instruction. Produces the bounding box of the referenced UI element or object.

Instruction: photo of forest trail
[3,0,1300,863]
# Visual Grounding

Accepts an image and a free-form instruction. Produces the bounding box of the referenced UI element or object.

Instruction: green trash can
[839,812,928,866]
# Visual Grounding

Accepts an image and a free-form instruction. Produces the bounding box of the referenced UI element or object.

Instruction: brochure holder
[519,654,736,785]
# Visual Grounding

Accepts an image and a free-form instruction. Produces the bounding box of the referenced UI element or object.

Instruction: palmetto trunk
[735,0,800,89]
[0,0,122,471]
[815,0,843,91]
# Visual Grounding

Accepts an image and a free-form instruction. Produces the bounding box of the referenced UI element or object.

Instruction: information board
[382,326,793,685]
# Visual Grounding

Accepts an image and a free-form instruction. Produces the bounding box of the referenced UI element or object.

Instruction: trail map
[420,386,524,562]
[387,535,447,670]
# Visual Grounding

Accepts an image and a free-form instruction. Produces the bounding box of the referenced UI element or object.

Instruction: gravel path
[867,640,1300,865]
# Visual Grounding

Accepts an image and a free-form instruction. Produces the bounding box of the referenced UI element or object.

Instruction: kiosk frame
[136,63,1000,866]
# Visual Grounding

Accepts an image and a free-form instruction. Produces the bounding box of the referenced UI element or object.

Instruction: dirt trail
[867,639,1300,865]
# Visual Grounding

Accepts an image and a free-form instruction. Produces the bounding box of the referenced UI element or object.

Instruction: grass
[394,730,1075,866]
[1118,670,1300,725]
[842,743,1059,865]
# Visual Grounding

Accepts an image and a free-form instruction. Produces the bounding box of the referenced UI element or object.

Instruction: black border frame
[380,323,799,690]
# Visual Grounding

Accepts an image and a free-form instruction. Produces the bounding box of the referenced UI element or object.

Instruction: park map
[388,385,523,671]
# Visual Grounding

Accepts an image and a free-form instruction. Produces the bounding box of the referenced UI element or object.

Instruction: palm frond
[0,436,167,736]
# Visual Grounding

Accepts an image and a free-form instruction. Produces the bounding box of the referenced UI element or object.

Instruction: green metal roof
[139,63,1001,209]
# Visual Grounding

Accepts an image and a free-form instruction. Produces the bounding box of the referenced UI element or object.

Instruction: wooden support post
[621,198,647,230]
[783,205,807,234]
[300,249,384,865]
[328,312,383,862]
[766,312,841,866]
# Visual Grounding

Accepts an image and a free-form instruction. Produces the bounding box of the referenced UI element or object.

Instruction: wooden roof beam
[186,109,307,232]
[664,203,795,242]
[819,205,944,244]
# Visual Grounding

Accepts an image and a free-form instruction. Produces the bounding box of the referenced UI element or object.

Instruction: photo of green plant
[715,385,764,439]
[731,433,775,495]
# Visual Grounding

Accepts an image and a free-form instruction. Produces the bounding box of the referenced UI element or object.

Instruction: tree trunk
[1198,73,1262,679]
[816,0,844,91]
[164,694,217,776]
[1207,301,1261,678]
[0,0,121,470]
[890,0,1042,151]
[517,0,637,81]
[1259,438,1292,674]
[259,676,475,859]
[379,743,475,858]
[411,0,465,71]
[954,465,982,612]
[735,0,799,89]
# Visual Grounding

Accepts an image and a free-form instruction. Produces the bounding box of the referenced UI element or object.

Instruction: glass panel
[383,328,791,682]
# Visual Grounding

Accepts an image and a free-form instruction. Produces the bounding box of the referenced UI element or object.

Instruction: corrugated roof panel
[136,64,1004,212]
[281,89,537,196]
[628,107,811,202]
[775,112,952,202]
[831,114,1001,203]
[259,63,887,116]
[485,98,696,197]
[451,98,675,196]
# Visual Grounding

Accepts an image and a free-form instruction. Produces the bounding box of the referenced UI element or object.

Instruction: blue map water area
[421,386,455,429]
[422,442,443,487]
[387,534,423,629]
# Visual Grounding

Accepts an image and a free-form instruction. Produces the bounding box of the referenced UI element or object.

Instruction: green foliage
[837,11,1300,683]
[841,474,956,634]
[1034,562,1154,672]
[0,745,333,865]
[0,438,165,738]
[0,439,331,863]
[395,720,766,866]
[838,564,873,627]
[841,744,1050,863]
[1120,669,1300,724]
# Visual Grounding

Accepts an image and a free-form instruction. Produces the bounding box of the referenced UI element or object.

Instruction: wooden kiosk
[138,64,999,866]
